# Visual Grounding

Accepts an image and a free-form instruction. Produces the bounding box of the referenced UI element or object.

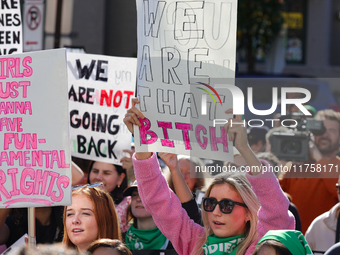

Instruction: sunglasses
[202,197,247,214]
[72,182,104,190]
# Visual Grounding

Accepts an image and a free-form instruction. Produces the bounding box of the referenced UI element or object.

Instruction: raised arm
[158,153,193,203]
[224,109,262,175]
[123,99,205,254]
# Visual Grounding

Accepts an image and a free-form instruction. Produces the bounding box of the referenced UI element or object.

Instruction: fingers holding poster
[135,0,238,162]
[0,49,71,208]
[0,0,23,55]
[67,53,137,165]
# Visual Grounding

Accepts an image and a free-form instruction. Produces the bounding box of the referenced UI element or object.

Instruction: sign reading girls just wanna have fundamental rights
[0,49,72,208]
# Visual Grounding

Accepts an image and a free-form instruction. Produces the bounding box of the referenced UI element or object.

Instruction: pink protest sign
[0,49,71,208]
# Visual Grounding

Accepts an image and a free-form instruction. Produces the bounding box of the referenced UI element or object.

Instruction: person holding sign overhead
[123,98,294,255]
[63,183,121,253]
[87,161,130,233]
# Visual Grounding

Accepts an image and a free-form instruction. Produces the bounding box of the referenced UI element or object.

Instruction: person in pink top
[123,99,295,255]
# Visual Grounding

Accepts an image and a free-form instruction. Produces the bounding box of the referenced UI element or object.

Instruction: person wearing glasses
[87,161,130,233]
[63,184,121,252]
[123,99,294,255]
[305,176,340,255]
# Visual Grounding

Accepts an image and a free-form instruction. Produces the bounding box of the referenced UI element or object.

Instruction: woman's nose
[94,173,103,181]
[72,214,81,224]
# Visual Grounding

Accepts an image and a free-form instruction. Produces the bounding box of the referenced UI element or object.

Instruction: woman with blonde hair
[63,184,121,252]
[123,99,294,255]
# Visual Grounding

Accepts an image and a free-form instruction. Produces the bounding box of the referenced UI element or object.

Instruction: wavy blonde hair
[192,172,260,255]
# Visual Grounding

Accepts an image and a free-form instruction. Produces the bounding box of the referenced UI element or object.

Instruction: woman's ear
[118,172,126,186]
[245,211,251,223]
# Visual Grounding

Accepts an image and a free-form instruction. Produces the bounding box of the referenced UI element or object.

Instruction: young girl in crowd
[87,161,130,232]
[123,182,174,251]
[123,98,295,255]
[63,184,121,252]
[253,230,313,255]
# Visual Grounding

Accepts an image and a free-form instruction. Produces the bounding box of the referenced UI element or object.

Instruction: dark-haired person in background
[87,161,130,233]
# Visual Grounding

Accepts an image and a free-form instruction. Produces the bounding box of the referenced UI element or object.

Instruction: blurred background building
[21,0,340,99]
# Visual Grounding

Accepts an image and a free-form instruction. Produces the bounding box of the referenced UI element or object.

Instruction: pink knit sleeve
[244,160,295,255]
[133,152,205,255]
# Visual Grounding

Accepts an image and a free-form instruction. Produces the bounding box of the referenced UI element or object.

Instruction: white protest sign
[67,53,137,165]
[23,0,45,52]
[0,0,23,55]
[0,49,71,208]
[134,0,237,161]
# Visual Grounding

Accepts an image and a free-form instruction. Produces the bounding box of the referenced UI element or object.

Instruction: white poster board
[0,0,23,55]
[134,0,237,161]
[0,49,71,208]
[67,53,137,165]
[23,0,45,52]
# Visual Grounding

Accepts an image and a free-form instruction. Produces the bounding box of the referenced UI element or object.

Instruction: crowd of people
[1,98,340,255]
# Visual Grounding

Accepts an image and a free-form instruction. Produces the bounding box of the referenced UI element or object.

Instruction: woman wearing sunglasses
[87,161,130,233]
[63,184,121,252]
[123,99,294,255]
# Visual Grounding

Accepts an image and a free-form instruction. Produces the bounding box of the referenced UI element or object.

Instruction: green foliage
[237,0,285,72]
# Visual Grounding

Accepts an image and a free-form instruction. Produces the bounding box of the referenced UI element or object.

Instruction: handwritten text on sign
[134,0,237,161]
[67,53,137,165]
[0,49,71,208]
[0,0,23,55]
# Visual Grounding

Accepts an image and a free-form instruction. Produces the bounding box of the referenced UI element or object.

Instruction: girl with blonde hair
[124,99,294,255]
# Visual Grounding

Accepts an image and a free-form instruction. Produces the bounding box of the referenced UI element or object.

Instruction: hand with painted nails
[123,98,145,135]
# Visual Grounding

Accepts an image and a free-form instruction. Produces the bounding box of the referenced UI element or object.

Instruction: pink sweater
[133,153,295,255]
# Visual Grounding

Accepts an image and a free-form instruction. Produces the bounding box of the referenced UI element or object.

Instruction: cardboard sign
[0,0,23,55]
[67,53,137,165]
[0,49,71,208]
[134,0,237,161]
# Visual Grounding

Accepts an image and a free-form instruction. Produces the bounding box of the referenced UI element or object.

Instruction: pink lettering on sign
[157,121,174,147]
[0,101,32,115]
[4,199,53,207]
[175,123,193,150]
[0,117,23,132]
[33,170,49,195]
[0,168,70,203]
[0,170,11,200]
[139,117,158,145]
[196,124,208,149]
[0,57,33,79]
[7,168,20,196]
[0,81,31,99]
[210,126,228,152]
[51,176,69,202]
[3,133,37,150]
[20,168,35,195]
[22,57,33,77]
[46,172,59,197]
